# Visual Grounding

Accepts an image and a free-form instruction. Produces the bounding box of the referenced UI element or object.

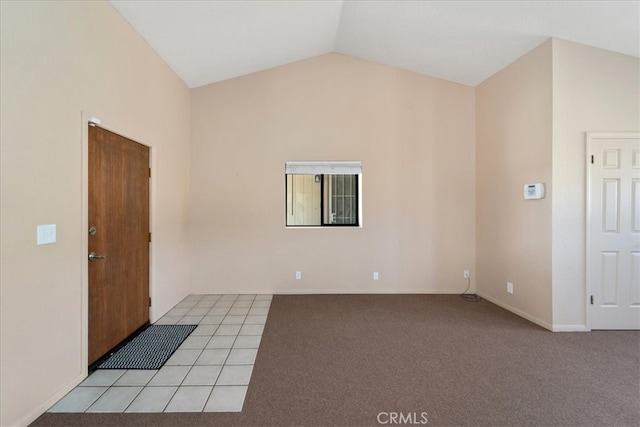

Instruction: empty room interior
[1,1,639,426]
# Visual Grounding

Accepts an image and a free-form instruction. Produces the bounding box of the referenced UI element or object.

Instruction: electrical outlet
[373,272,379,280]
[295,271,302,280]
[463,270,470,279]
[507,282,514,294]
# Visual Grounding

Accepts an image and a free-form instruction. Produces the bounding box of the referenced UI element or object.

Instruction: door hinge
[149,232,152,243]
[590,295,594,305]
[149,168,152,178]
[149,297,152,307]
[591,155,594,164]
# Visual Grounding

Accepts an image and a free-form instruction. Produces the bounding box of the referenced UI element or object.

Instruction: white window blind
[285,161,362,175]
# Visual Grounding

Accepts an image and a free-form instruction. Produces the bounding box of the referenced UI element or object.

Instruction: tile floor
[48,294,271,413]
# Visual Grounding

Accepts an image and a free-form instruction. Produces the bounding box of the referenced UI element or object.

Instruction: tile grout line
[49,294,270,414]
[177,294,238,412]
[120,383,146,414]
[84,369,129,413]
[199,294,241,412]
[88,293,204,414]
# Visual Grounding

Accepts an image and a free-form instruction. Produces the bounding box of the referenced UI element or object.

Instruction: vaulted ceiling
[110,1,639,88]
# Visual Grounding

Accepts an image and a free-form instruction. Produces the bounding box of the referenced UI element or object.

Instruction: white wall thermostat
[523,183,545,200]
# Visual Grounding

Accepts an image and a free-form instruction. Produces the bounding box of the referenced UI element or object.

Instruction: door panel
[600,252,618,305]
[633,179,640,231]
[589,135,640,329]
[88,125,150,364]
[602,179,619,232]
[632,252,640,305]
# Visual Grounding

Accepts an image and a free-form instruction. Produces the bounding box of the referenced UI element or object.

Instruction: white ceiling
[110,1,640,88]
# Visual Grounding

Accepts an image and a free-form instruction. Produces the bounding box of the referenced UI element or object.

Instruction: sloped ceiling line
[110,0,639,88]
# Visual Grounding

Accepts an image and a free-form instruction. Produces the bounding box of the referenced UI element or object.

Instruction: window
[285,161,361,227]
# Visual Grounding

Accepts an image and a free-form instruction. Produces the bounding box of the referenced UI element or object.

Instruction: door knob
[88,252,107,261]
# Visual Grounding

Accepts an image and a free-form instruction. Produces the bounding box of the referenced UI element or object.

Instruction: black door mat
[98,324,197,370]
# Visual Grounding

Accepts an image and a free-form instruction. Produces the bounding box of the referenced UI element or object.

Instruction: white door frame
[585,131,640,330]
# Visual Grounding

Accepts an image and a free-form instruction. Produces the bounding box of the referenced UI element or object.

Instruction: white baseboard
[13,371,86,427]
[551,324,590,332]
[273,289,464,295]
[476,291,554,331]
[182,291,592,332]
[189,289,466,295]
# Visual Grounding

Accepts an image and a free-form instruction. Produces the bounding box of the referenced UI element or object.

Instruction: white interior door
[588,133,640,330]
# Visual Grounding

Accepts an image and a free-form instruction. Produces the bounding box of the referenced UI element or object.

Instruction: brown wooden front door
[88,125,150,365]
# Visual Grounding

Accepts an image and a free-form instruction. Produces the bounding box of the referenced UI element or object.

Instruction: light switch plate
[37,224,56,245]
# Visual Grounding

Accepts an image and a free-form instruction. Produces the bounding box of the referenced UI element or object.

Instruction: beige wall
[475,38,639,331]
[2,3,634,423]
[475,41,554,328]
[189,54,476,294]
[551,39,640,330]
[0,2,191,426]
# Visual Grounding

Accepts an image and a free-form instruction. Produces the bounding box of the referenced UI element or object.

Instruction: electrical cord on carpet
[460,275,481,302]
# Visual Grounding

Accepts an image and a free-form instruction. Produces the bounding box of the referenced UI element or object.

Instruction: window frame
[285,161,362,228]
[324,174,359,226]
